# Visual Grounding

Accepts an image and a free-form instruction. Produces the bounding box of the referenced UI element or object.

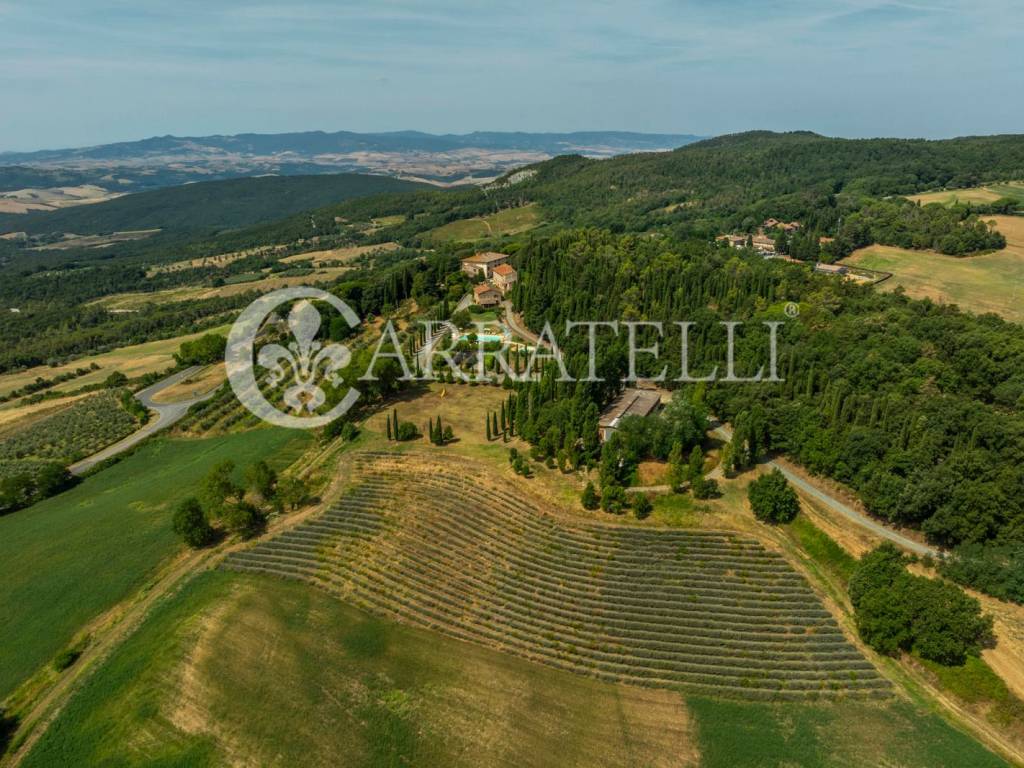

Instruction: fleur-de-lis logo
[226,287,361,429]
[257,300,351,413]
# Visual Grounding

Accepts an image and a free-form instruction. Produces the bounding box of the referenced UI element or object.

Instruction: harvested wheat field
[279,241,402,265]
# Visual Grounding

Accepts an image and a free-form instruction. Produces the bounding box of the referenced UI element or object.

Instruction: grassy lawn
[0,428,309,701]
[843,215,1024,322]
[424,203,541,242]
[919,657,1024,732]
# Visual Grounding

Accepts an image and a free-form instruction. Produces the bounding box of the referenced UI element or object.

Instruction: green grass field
[424,203,541,242]
[0,429,309,701]
[688,695,1007,768]
[908,182,1024,207]
[20,570,1010,767]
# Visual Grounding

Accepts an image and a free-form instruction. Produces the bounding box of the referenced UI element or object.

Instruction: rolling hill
[0,173,431,238]
[0,130,704,194]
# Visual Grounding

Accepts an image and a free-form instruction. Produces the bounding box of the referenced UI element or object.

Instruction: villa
[461,251,510,278]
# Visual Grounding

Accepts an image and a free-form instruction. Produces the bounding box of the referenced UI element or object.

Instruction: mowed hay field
[424,203,541,242]
[25,566,1009,766]
[0,323,232,399]
[150,363,225,405]
[0,428,310,700]
[842,215,1024,322]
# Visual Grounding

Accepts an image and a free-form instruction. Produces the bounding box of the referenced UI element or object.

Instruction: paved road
[711,422,939,558]
[501,300,550,349]
[68,365,219,475]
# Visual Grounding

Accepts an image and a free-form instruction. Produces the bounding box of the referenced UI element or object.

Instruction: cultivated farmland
[0,323,232,398]
[224,451,890,701]
[423,203,541,243]
[0,389,138,464]
[93,266,352,310]
[0,429,311,700]
[20,569,1007,768]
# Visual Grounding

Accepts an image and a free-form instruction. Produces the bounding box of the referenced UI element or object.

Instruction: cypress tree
[435,415,443,444]
[386,415,393,441]
[486,414,492,441]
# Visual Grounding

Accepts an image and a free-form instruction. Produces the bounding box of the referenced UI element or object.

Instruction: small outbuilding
[598,388,663,442]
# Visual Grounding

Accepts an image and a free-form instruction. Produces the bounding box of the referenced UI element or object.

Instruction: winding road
[68,365,220,475]
[711,422,940,558]
[501,300,550,349]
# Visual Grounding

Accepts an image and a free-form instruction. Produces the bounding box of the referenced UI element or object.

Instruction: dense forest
[505,229,1024,596]
[0,173,429,238]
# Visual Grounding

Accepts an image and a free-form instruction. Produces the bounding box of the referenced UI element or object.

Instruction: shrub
[323,418,359,442]
[747,469,799,524]
[396,421,420,441]
[632,494,653,520]
[601,484,628,514]
[0,708,17,755]
[581,481,600,510]
[694,477,719,499]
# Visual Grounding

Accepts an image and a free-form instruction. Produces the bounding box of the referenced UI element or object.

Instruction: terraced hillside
[223,451,890,701]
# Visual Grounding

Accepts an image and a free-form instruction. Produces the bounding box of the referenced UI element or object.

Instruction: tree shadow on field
[0,708,19,756]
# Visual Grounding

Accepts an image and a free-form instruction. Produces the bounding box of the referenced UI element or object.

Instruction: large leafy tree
[747,468,800,524]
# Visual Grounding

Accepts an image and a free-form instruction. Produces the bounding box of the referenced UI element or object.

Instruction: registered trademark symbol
[784,302,800,318]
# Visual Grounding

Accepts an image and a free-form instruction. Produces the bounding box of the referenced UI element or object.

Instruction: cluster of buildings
[717,221,851,278]
[461,251,518,307]
[716,219,804,258]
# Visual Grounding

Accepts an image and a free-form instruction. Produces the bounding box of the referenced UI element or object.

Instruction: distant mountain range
[0,130,703,193]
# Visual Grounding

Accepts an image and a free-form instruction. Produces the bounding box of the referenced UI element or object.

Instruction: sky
[0,0,1021,151]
